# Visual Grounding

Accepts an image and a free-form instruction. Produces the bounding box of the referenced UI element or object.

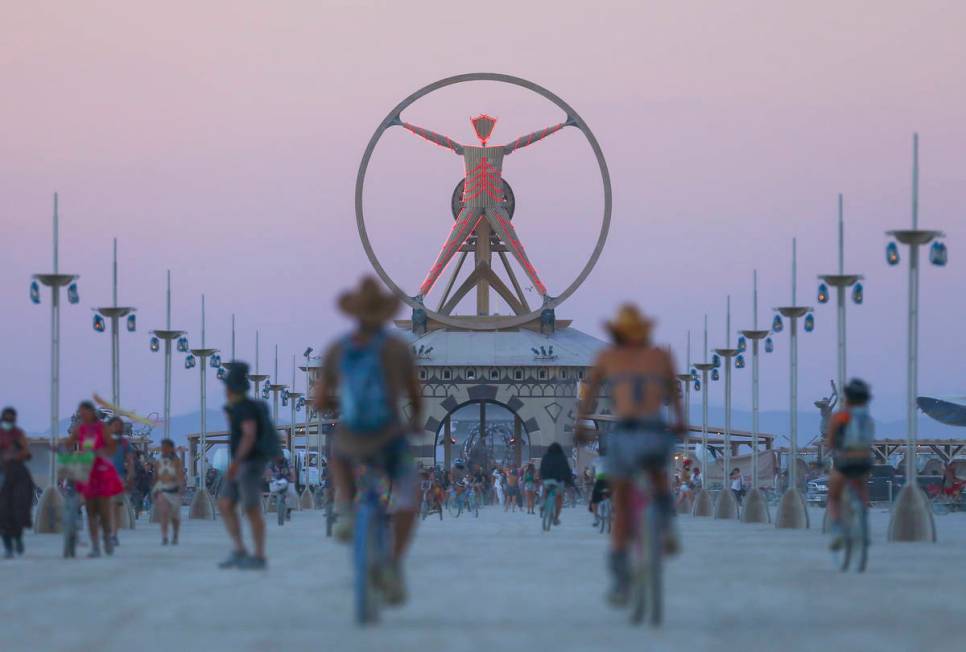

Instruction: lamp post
[188,295,218,520]
[675,331,696,514]
[247,330,270,400]
[286,354,305,510]
[150,271,187,444]
[692,315,715,517]
[887,134,945,543]
[92,239,137,409]
[266,345,288,444]
[299,348,320,509]
[714,296,740,520]
[32,193,80,533]
[741,270,771,523]
[774,239,813,529]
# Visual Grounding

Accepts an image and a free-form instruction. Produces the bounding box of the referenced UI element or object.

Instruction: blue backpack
[338,333,393,434]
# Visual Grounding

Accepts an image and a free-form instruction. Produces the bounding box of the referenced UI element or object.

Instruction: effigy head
[470,114,497,144]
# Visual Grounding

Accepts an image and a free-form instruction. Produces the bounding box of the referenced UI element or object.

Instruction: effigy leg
[419,207,483,297]
[486,204,547,296]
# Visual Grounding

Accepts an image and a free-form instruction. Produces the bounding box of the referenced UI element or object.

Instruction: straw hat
[338,276,401,324]
[605,304,654,344]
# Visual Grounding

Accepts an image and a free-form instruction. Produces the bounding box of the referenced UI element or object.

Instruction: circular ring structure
[355,72,612,330]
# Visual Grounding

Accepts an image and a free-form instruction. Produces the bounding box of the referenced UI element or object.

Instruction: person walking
[107,417,134,547]
[523,463,537,514]
[65,401,125,557]
[0,408,35,558]
[217,361,277,570]
[153,438,185,545]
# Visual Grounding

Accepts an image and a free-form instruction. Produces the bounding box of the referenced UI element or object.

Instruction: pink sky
[2,1,965,431]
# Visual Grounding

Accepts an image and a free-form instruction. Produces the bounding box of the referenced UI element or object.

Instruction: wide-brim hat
[338,276,400,324]
[223,361,251,393]
[605,304,654,344]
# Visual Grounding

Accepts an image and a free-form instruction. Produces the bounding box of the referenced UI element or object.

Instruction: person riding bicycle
[313,276,422,606]
[589,464,611,526]
[539,443,573,525]
[576,304,686,606]
[826,378,874,551]
[269,452,296,520]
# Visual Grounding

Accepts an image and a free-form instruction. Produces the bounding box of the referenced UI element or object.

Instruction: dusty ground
[3,502,964,652]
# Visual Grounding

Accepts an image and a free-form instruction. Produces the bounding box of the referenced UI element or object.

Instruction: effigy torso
[461,146,506,209]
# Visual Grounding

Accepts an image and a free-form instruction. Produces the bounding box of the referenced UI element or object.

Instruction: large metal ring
[355,72,612,330]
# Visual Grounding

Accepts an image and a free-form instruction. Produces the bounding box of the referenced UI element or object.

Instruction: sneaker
[111,535,120,547]
[239,556,268,571]
[172,533,179,546]
[14,537,24,556]
[607,551,630,608]
[218,550,248,569]
[87,548,101,559]
[829,523,845,551]
[162,538,169,546]
[334,511,355,544]
[379,562,407,606]
[104,536,114,556]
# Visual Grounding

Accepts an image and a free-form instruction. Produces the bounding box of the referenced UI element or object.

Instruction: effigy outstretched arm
[503,116,575,155]
[395,118,464,154]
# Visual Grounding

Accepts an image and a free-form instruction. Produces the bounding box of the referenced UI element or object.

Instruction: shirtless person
[577,304,686,606]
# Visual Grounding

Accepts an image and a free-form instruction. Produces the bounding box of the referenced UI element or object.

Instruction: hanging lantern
[217,366,226,380]
[804,313,815,333]
[737,336,747,353]
[93,314,106,332]
[772,314,783,333]
[712,353,721,368]
[735,354,746,369]
[30,280,41,304]
[886,241,900,266]
[851,282,864,305]
[177,336,189,353]
[296,397,305,412]
[282,388,290,402]
[282,394,289,407]
[690,367,697,378]
[185,354,196,369]
[693,379,701,392]
[711,368,720,382]
[817,283,829,304]
[930,241,948,266]
[149,336,160,352]
[67,282,80,305]
[261,384,270,400]
[765,337,774,354]
[126,314,136,332]
[209,354,221,368]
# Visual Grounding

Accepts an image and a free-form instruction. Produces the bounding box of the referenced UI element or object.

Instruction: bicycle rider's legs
[827,469,846,523]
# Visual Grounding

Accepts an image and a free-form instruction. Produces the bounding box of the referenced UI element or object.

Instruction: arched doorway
[433,399,532,470]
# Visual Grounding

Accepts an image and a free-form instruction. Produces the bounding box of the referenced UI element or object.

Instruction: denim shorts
[604,420,675,478]
[219,459,267,511]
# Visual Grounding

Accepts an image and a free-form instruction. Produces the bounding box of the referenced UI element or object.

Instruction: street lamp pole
[267,344,288,445]
[151,271,186,443]
[675,331,695,514]
[887,133,944,543]
[93,238,137,409]
[248,330,270,400]
[715,296,739,520]
[775,239,812,529]
[692,315,715,517]
[33,193,80,533]
[741,270,771,523]
[188,295,218,520]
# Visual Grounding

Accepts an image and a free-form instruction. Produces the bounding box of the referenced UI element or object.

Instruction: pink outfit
[75,422,124,500]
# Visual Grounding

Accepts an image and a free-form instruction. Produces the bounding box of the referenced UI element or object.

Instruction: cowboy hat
[338,276,400,324]
[605,304,654,344]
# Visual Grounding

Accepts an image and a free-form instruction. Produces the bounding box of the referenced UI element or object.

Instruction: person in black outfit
[539,443,573,525]
[217,362,276,570]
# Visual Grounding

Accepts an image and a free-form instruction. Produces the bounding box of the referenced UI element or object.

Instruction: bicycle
[56,450,93,559]
[628,473,665,626]
[833,480,868,573]
[421,489,443,521]
[597,497,613,534]
[541,483,559,531]
[353,464,390,625]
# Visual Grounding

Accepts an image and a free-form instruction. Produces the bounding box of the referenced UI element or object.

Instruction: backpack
[253,399,282,460]
[338,333,393,434]
[841,406,875,450]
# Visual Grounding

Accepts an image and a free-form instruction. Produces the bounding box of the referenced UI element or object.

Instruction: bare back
[592,345,676,421]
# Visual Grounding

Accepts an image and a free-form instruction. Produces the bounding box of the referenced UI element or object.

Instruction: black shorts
[834,456,872,479]
[590,478,610,505]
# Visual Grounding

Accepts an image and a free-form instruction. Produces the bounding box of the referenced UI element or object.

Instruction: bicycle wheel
[645,504,663,626]
[354,503,380,625]
[542,491,555,531]
[598,500,609,534]
[856,497,869,573]
[277,495,286,526]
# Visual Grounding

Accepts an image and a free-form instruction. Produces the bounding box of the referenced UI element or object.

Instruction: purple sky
[2,2,965,432]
